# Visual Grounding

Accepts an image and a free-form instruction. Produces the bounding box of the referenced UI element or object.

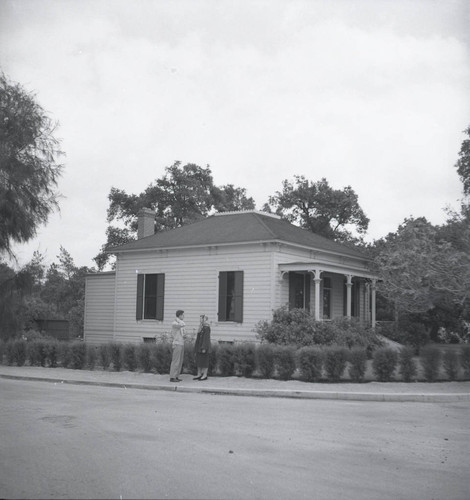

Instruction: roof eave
[106,238,370,262]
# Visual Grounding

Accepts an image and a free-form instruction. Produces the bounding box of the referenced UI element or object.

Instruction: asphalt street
[1,377,469,500]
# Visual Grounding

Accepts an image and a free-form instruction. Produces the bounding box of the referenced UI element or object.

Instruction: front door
[289,272,311,311]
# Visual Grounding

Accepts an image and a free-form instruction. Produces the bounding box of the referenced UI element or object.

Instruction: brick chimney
[137,208,155,239]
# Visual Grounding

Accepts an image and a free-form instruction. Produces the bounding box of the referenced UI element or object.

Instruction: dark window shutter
[233,271,244,323]
[156,274,165,321]
[218,272,227,321]
[136,274,144,320]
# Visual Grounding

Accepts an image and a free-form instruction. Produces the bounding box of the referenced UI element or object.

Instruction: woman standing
[193,314,211,381]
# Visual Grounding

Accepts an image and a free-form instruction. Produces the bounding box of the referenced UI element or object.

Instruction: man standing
[169,310,185,382]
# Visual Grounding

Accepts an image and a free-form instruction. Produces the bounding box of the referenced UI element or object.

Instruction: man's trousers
[169,344,184,379]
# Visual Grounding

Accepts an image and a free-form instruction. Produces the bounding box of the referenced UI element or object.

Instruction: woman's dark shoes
[193,375,202,380]
[199,376,208,381]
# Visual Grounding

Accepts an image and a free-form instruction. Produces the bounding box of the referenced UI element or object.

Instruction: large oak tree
[265,176,369,243]
[95,162,255,269]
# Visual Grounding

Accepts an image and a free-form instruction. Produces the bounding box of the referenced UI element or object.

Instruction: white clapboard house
[84,210,379,344]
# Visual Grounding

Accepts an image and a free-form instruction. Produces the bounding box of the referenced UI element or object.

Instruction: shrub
[273,345,296,380]
[183,341,197,375]
[45,340,59,368]
[460,345,470,379]
[123,344,137,372]
[208,343,218,376]
[70,341,87,369]
[137,343,153,372]
[398,320,430,354]
[255,307,317,346]
[58,342,72,368]
[420,346,441,382]
[398,346,417,382]
[152,342,172,374]
[27,340,48,367]
[442,349,459,381]
[217,344,236,376]
[0,340,4,364]
[297,346,324,382]
[325,318,379,349]
[6,339,27,366]
[86,344,97,370]
[324,346,348,382]
[109,342,122,371]
[348,348,367,383]
[255,307,380,349]
[256,344,275,379]
[99,343,111,370]
[234,343,256,378]
[372,348,398,382]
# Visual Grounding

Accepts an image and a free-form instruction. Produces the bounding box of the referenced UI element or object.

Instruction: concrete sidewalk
[1,365,469,402]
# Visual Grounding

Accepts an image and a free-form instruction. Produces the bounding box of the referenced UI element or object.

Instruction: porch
[279,262,378,327]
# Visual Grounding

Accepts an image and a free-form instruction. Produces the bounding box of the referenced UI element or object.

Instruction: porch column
[371,279,377,328]
[312,269,322,321]
[345,274,353,318]
[365,282,371,325]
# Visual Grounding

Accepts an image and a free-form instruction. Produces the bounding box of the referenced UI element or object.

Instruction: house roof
[107,210,368,260]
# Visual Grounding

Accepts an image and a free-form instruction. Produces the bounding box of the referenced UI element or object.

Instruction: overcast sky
[1,0,469,269]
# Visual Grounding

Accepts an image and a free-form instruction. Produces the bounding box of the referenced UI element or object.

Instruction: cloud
[1,0,469,267]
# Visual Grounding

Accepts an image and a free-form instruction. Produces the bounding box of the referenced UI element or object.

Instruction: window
[322,277,331,319]
[136,273,165,320]
[218,271,243,322]
[289,272,311,311]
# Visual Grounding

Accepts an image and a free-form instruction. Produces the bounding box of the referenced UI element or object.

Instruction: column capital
[308,268,323,281]
[344,274,354,286]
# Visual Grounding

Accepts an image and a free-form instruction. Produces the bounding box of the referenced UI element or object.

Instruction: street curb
[2,373,469,402]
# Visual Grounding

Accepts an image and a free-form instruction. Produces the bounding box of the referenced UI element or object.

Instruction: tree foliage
[265,176,369,243]
[95,161,255,269]
[372,217,470,330]
[455,125,470,196]
[0,72,63,258]
[0,248,93,340]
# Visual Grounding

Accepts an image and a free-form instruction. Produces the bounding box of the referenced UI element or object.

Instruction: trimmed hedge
[6,339,27,366]
[234,343,256,378]
[324,346,348,382]
[70,341,87,369]
[443,349,459,381]
[137,344,153,373]
[256,344,275,379]
[348,348,367,383]
[152,342,172,374]
[297,346,323,382]
[398,347,417,382]
[4,338,470,383]
[217,344,236,377]
[109,343,122,372]
[273,345,296,380]
[372,348,398,382]
[123,344,138,372]
[420,346,441,382]
[461,345,470,379]
[99,343,111,370]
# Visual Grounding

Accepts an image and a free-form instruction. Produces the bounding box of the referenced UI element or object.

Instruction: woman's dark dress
[195,325,211,369]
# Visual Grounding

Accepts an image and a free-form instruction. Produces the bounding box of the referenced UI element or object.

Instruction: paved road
[1,378,469,500]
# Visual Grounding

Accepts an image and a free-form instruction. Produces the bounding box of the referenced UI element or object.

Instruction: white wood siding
[84,273,116,345]
[113,244,274,343]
